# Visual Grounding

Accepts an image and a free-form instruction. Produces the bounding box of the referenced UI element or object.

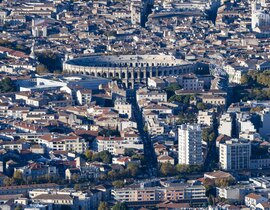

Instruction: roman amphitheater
[63,55,196,88]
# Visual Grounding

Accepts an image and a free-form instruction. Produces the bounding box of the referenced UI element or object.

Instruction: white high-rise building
[219,139,251,171]
[178,124,203,165]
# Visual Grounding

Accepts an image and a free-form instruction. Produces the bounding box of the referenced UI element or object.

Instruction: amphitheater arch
[128,72,131,78]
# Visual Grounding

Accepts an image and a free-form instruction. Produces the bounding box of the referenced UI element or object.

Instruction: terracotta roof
[158,155,174,161]
[204,170,233,179]
[246,193,262,200]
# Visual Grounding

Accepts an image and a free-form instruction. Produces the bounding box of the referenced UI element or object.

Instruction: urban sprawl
[1,0,270,209]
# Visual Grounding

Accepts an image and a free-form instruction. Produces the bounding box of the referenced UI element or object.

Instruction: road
[203,113,219,172]
[132,100,158,177]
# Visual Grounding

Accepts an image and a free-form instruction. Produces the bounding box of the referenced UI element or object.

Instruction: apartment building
[38,134,88,153]
[178,124,203,165]
[114,98,132,119]
[219,139,251,171]
[112,184,206,202]
[76,89,92,105]
[95,136,143,154]
[178,74,204,90]
[136,88,167,103]
[197,111,214,126]
[218,113,234,137]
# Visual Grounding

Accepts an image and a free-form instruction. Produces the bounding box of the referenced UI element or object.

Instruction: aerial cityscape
[0,0,270,209]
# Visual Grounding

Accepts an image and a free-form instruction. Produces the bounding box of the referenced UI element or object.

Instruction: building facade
[219,139,251,171]
[63,55,196,88]
[178,124,203,165]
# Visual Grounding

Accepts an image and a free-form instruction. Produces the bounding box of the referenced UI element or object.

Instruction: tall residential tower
[178,124,203,165]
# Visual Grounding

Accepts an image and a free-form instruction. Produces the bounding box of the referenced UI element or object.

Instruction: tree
[108,170,118,180]
[165,84,182,98]
[99,151,112,164]
[0,77,16,93]
[36,51,62,73]
[112,180,124,188]
[98,129,120,137]
[74,184,81,191]
[127,163,139,177]
[176,112,197,125]
[15,205,23,210]
[159,162,175,176]
[12,170,24,185]
[71,174,80,183]
[92,150,112,164]
[84,149,93,161]
[3,177,13,186]
[215,177,235,187]
[112,202,128,210]
[176,164,189,174]
[98,202,110,210]
[197,102,205,110]
[124,148,136,156]
[176,164,202,174]
[36,64,49,74]
[240,74,249,85]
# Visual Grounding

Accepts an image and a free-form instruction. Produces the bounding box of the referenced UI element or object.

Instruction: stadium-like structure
[63,55,196,88]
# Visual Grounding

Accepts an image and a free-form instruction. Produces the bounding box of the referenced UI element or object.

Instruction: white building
[96,136,143,155]
[237,113,257,134]
[218,113,234,137]
[219,139,251,171]
[178,124,203,165]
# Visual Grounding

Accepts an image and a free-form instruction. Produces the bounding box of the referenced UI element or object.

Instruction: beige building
[114,98,132,119]
[136,88,167,103]
[112,184,206,202]
[197,111,214,126]
[202,95,226,106]
[38,134,88,153]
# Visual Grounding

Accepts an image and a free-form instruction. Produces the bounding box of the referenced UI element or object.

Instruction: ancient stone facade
[63,55,196,88]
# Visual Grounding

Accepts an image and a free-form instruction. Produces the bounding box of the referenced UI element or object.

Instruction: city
[0,0,270,209]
